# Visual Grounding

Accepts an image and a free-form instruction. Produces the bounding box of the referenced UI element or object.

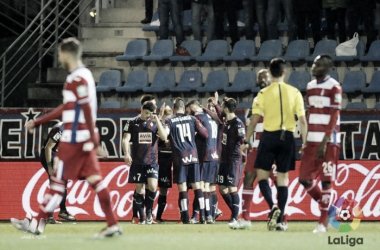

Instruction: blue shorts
[173,163,200,184]
[158,152,173,188]
[200,161,219,184]
[255,130,296,173]
[128,164,159,183]
[217,162,243,187]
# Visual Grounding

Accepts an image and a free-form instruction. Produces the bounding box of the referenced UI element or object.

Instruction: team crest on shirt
[238,127,245,137]
[53,132,61,141]
[222,133,227,145]
[139,132,152,144]
[76,85,88,98]
[335,93,342,103]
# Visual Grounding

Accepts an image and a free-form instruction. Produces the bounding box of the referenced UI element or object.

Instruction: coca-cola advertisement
[1,161,379,221]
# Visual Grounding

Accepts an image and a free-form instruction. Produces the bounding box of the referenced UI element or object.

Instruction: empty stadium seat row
[95,69,380,94]
[116,39,380,63]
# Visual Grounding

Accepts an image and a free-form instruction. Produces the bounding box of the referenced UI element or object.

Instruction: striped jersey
[306,76,342,145]
[195,110,220,162]
[61,67,97,144]
[123,116,159,165]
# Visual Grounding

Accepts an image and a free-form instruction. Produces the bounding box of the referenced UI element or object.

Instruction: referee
[241,58,307,231]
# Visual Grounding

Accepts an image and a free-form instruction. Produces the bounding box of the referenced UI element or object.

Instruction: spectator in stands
[212,0,240,49]
[323,0,349,43]
[192,0,215,46]
[295,0,322,46]
[243,0,255,41]
[141,0,153,24]
[158,0,184,49]
[267,0,297,42]
[347,0,377,52]
[255,0,268,44]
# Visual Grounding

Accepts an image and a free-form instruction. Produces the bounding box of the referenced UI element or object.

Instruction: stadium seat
[287,71,311,92]
[172,70,202,92]
[143,70,176,93]
[100,101,121,109]
[251,40,282,62]
[360,40,380,62]
[142,11,161,32]
[345,102,367,109]
[224,71,256,93]
[305,40,337,62]
[342,71,366,93]
[169,40,202,62]
[96,70,122,92]
[197,70,229,92]
[126,101,141,109]
[374,102,380,109]
[237,101,253,109]
[116,70,149,93]
[142,40,174,61]
[333,40,366,62]
[223,40,256,61]
[281,40,310,62]
[362,71,380,94]
[196,40,229,62]
[329,71,339,83]
[115,40,148,61]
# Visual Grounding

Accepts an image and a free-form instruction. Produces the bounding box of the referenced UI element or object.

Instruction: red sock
[242,187,254,221]
[319,188,332,226]
[92,180,117,227]
[306,180,322,202]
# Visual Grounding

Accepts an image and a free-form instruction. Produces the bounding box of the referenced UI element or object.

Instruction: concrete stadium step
[100,8,145,23]
[81,38,132,53]
[115,0,147,8]
[80,23,156,40]
[46,66,124,83]
[82,55,128,69]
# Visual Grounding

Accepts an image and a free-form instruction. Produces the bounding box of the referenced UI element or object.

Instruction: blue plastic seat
[115,40,148,61]
[282,40,310,62]
[142,11,161,32]
[287,71,311,92]
[333,40,366,62]
[126,101,141,109]
[251,40,283,62]
[329,71,339,83]
[342,71,366,93]
[360,40,380,62]
[196,40,229,62]
[374,102,380,109]
[142,40,174,61]
[96,70,122,92]
[362,71,380,94]
[116,70,149,93]
[345,102,367,109]
[172,70,202,92]
[237,101,253,109]
[197,70,229,93]
[224,71,256,93]
[100,101,121,109]
[305,40,337,62]
[169,40,202,62]
[223,40,256,61]
[143,70,176,93]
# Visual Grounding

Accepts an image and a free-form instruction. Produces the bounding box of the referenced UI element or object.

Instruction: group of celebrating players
[11,37,341,238]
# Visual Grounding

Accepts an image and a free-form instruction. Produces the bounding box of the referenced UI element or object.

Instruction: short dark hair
[142,101,156,112]
[187,99,200,107]
[315,54,333,70]
[269,58,286,78]
[140,94,155,105]
[173,97,185,110]
[59,37,82,58]
[223,98,237,113]
[207,97,214,103]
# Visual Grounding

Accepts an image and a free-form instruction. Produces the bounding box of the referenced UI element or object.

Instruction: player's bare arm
[122,133,132,165]
[158,102,166,120]
[152,114,167,141]
[298,115,308,155]
[26,104,65,133]
[240,114,260,152]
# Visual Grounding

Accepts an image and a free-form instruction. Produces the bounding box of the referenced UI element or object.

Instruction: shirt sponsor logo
[182,154,198,164]
[211,152,219,159]
[139,132,152,144]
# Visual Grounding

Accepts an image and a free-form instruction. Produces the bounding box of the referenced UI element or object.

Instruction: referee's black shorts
[254,130,296,173]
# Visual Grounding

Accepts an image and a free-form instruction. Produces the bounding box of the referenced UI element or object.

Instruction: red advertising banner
[1,161,379,221]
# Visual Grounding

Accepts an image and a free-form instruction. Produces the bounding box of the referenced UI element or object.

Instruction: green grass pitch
[0,221,379,250]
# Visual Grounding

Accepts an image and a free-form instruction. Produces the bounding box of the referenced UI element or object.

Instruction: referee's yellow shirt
[252,82,305,132]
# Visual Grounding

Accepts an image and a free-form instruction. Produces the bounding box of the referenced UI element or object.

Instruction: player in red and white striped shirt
[12,38,121,238]
[299,55,341,233]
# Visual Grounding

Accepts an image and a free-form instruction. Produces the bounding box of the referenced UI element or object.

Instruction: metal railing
[0,0,93,107]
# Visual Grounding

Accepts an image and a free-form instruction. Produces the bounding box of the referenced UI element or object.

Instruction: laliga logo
[328,197,363,232]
